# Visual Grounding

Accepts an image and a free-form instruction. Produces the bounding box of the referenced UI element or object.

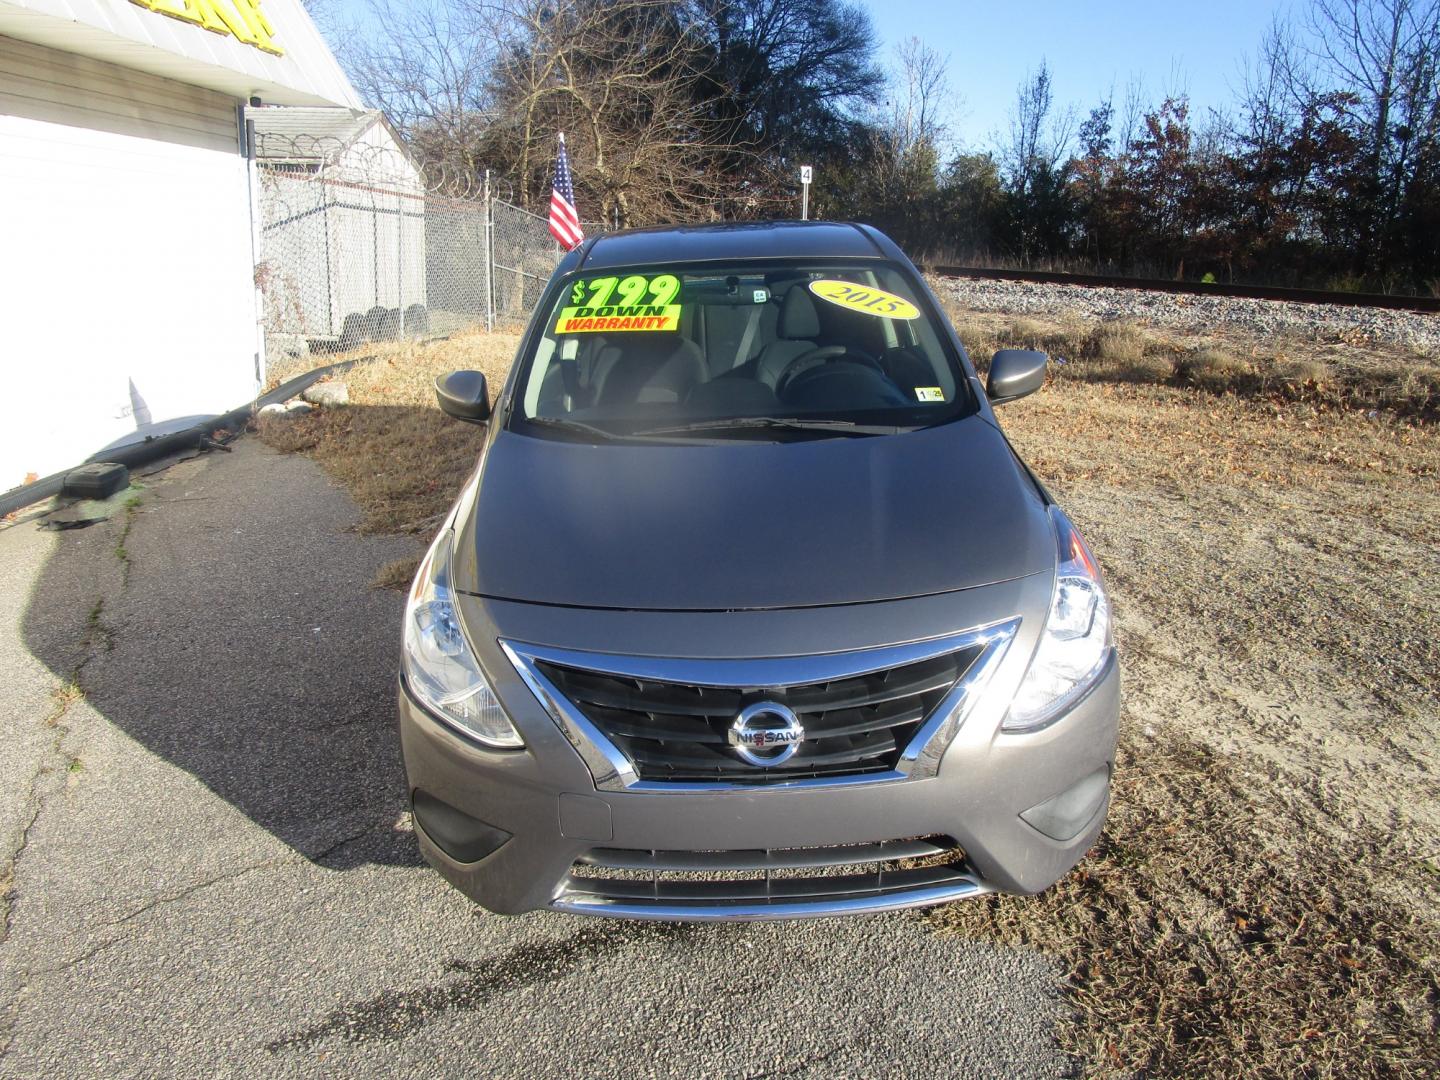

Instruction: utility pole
[800,165,812,220]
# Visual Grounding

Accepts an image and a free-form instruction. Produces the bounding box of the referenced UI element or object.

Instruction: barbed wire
[253,132,523,203]
[254,139,605,351]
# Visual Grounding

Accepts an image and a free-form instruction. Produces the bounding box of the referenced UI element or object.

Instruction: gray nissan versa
[398,221,1119,920]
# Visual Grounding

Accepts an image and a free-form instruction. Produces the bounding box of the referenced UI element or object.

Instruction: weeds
[928,727,1440,1076]
[1176,347,1253,389]
[1088,320,1148,365]
[257,330,517,535]
[114,493,142,571]
[372,555,422,592]
[45,681,83,726]
[937,294,1440,420]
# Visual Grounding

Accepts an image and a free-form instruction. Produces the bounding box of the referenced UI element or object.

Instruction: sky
[860,0,1290,151]
[318,0,1291,153]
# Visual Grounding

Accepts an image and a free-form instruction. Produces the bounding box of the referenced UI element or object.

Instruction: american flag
[548,133,584,250]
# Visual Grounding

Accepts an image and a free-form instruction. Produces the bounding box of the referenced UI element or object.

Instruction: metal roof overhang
[0,0,361,107]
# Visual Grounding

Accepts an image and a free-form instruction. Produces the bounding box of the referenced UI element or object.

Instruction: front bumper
[398,587,1119,920]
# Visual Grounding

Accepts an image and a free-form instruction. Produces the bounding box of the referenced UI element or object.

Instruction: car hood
[454,417,1054,611]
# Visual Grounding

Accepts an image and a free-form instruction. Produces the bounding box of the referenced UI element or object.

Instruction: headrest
[778,286,820,340]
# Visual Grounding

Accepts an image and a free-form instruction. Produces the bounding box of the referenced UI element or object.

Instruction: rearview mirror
[435,370,490,424]
[987,349,1048,404]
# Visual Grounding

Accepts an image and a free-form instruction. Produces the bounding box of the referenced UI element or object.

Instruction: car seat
[591,334,708,407]
[754,286,821,389]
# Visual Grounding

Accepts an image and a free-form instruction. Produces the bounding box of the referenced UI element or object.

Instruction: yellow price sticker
[556,305,681,333]
[808,279,921,320]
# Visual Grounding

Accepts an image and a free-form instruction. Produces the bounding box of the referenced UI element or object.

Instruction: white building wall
[0,35,259,488]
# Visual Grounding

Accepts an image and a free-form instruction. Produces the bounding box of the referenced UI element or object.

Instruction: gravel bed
[932,275,1440,353]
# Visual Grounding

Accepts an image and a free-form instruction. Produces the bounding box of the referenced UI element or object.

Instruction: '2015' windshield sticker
[808,279,921,320]
[556,273,682,333]
[915,387,945,402]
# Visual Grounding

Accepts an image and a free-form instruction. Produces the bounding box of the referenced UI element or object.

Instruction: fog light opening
[1020,766,1111,842]
[412,789,512,864]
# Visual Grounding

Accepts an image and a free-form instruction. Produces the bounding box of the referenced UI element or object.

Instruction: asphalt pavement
[0,437,1068,1078]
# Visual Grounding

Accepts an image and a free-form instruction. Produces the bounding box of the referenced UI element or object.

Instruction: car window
[514,261,970,440]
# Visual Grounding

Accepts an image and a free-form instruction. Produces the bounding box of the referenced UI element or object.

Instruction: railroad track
[923,264,1440,315]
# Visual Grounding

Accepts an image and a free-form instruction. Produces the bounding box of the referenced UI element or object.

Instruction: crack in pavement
[2,619,109,947]
[112,859,289,929]
[19,858,296,987]
[310,826,379,867]
[1,504,141,1064]
[1,774,50,949]
[0,688,82,1065]
[20,839,370,988]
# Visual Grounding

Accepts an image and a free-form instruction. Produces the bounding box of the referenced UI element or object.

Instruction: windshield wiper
[524,416,630,442]
[635,416,905,437]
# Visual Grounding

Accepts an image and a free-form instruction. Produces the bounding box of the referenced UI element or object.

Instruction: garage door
[0,35,259,490]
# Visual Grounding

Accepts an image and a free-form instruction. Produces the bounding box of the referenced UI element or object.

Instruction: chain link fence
[254,135,601,367]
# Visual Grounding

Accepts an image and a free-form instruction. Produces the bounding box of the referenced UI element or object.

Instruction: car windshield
[511,260,971,440]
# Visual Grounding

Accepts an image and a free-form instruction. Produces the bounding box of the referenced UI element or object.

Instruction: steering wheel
[774,345,884,399]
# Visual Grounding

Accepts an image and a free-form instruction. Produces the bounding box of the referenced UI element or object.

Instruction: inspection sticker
[808,279,921,320]
[915,387,945,402]
[557,273,682,333]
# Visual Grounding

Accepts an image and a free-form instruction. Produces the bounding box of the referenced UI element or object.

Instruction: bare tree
[889,37,951,152]
[1115,75,1151,156]
[1001,61,1077,261]
[691,0,882,150]
[340,0,504,192]
[487,0,767,223]
[866,38,951,200]
[342,0,791,220]
[1305,0,1440,221]
[1004,61,1076,185]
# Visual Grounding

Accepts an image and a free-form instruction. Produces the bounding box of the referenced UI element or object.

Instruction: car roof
[576,220,890,271]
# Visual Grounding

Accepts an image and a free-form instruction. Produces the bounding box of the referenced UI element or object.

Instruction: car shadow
[20,430,429,870]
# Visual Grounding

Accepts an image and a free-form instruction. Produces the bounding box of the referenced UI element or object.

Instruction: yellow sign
[557,273,683,333]
[568,274,681,310]
[130,0,283,56]
[808,279,920,320]
[556,306,681,333]
[915,387,946,402]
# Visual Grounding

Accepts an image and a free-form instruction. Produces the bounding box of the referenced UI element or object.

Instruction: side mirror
[435,370,490,424]
[986,349,1048,404]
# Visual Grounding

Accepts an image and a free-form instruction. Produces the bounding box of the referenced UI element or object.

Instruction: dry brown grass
[937,295,1440,419]
[1088,319,1147,363]
[1087,321,1177,383]
[1176,346,1254,389]
[372,555,423,592]
[257,329,519,535]
[933,367,1440,1076]
[929,725,1440,1076]
[259,318,1440,1076]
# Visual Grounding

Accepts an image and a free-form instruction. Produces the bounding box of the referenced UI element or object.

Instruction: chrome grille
[502,621,1021,792]
[554,837,986,920]
[535,648,981,784]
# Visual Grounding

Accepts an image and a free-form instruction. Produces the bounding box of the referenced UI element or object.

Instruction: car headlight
[402,527,524,748]
[1003,507,1113,732]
